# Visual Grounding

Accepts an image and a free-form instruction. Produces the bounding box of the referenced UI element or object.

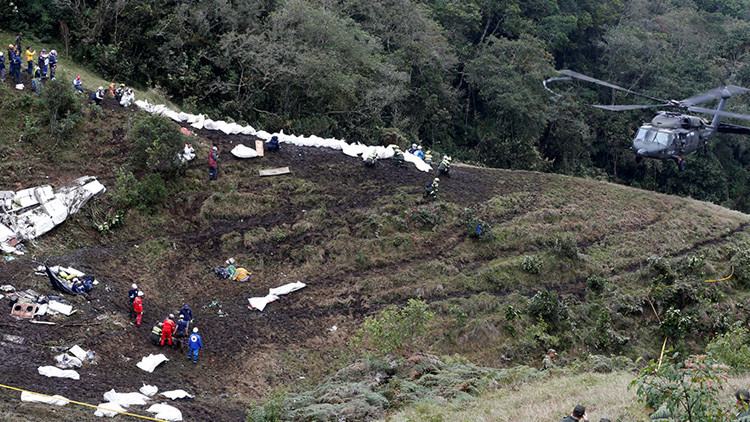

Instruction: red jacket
[132,296,143,313]
[208,150,217,167]
[162,318,176,335]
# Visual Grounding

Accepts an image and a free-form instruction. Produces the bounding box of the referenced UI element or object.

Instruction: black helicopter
[544,70,750,170]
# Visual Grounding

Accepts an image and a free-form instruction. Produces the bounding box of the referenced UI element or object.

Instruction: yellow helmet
[435,178,440,182]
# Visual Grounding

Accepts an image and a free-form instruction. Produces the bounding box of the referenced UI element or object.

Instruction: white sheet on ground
[231,144,259,159]
[68,345,87,361]
[140,384,158,397]
[160,390,193,400]
[48,300,73,316]
[269,281,307,296]
[137,354,169,373]
[94,401,126,417]
[103,389,150,407]
[20,391,68,406]
[38,366,79,380]
[248,294,278,311]
[147,403,183,421]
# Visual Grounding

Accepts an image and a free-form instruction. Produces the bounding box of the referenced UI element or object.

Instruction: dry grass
[385,371,646,422]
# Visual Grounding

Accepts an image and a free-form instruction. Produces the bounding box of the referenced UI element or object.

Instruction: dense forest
[5,0,750,210]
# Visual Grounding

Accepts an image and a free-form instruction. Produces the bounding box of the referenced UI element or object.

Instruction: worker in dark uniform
[560,405,588,422]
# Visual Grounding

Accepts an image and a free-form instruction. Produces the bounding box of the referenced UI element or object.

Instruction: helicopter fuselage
[631,112,712,161]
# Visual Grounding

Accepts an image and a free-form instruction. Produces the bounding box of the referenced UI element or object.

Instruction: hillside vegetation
[0,59,750,420]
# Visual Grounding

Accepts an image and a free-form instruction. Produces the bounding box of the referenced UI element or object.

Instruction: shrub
[136,173,168,211]
[127,114,184,174]
[246,387,289,422]
[527,289,568,330]
[112,167,139,209]
[586,275,606,293]
[521,255,543,274]
[353,299,435,355]
[631,353,731,422]
[40,79,82,144]
[706,324,750,373]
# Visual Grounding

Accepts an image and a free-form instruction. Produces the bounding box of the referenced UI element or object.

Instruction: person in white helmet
[187,327,203,364]
[92,86,105,105]
[128,283,139,318]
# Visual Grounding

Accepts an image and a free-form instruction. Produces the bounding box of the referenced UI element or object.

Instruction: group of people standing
[128,284,204,364]
[1,33,58,89]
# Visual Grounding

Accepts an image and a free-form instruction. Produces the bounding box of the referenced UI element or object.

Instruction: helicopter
[543,70,750,170]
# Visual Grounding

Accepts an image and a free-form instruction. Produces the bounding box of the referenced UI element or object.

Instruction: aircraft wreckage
[0,176,106,254]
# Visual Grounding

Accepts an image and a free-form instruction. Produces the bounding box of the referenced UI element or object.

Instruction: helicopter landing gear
[677,157,685,171]
[704,144,708,154]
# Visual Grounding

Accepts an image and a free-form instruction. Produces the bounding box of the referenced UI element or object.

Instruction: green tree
[126,114,184,174]
[353,298,434,355]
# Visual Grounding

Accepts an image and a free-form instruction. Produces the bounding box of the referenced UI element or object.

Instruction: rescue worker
[14,33,22,55]
[187,327,203,364]
[48,50,57,80]
[161,314,176,346]
[415,145,425,160]
[109,82,116,98]
[560,405,588,422]
[424,149,433,165]
[150,322,163,346]
[736,389,750,421]
[24,46,35,75]
[364,152,378,167]
[9,51,21,84]
[38,49,48,78]
[542,348,556,370]
[393,146,405,166]
[72,75,83,92]
[120,87,135,107]
[208,146,219,180]
[31,64,41,94]
[437,155,452,177]
[133,291,144,327]
[7,45,15,62]
[0,52,5,81]
[179,303,193,326]
[175,315,189,338]
[115,83,125,102]
[408,143,417,154]
[424,178,439,199]
[92,86,105,105]
[267,135,280,151]
[128,283,139,305]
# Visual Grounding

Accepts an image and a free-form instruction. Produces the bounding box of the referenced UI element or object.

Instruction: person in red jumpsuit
[132,291,144,327]
[160,314,176,346]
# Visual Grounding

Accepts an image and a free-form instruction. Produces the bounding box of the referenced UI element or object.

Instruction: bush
[127,114,184,174]
[40,79,82,144]
[136,173,168,210]
[527,289,568,330]
[353,299,435,355]
[706,324,750,373]
[521,255,543,274]
[246,387,289,422]
[112,167,139,209]
[631,353,731,422]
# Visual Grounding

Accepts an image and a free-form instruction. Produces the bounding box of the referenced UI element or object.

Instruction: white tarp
[160,390,193,400]
[269,281,307,296]
[38,366,80,380]
[137,354,169,373]
[231,144,260,159]
[94,401,125,418]
[248,294,278,311]
[103,389,150,407]
[140,384,158,397]
[134,101,432,172]
[20,391,68,406]
[48,300,74,316]
[146,403,183,421]
[68,345,88,361]
[249,282,307,311]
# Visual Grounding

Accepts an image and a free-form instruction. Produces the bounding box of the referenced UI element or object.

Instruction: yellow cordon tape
[657,337,668,371]
[0,383,169,422]
[705,266,734,283]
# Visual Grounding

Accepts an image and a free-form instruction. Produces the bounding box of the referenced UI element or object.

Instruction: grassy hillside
[1,51,750,421]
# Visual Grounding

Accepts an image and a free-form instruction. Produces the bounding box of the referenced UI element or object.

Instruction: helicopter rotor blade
[590,104,668,111]
[687,106,750,121]
[557,70,668,104]
[680,85,750,106]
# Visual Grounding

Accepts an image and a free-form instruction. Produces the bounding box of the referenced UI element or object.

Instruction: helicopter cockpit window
[653,131,670,146]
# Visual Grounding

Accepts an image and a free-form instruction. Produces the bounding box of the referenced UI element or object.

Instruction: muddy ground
[0,81,518,421]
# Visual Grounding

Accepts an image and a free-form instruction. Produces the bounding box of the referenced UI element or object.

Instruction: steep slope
[1,73,750,421]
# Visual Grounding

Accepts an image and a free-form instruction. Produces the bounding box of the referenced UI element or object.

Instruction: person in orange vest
[132,291,144,327]
[160,314,176,346]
